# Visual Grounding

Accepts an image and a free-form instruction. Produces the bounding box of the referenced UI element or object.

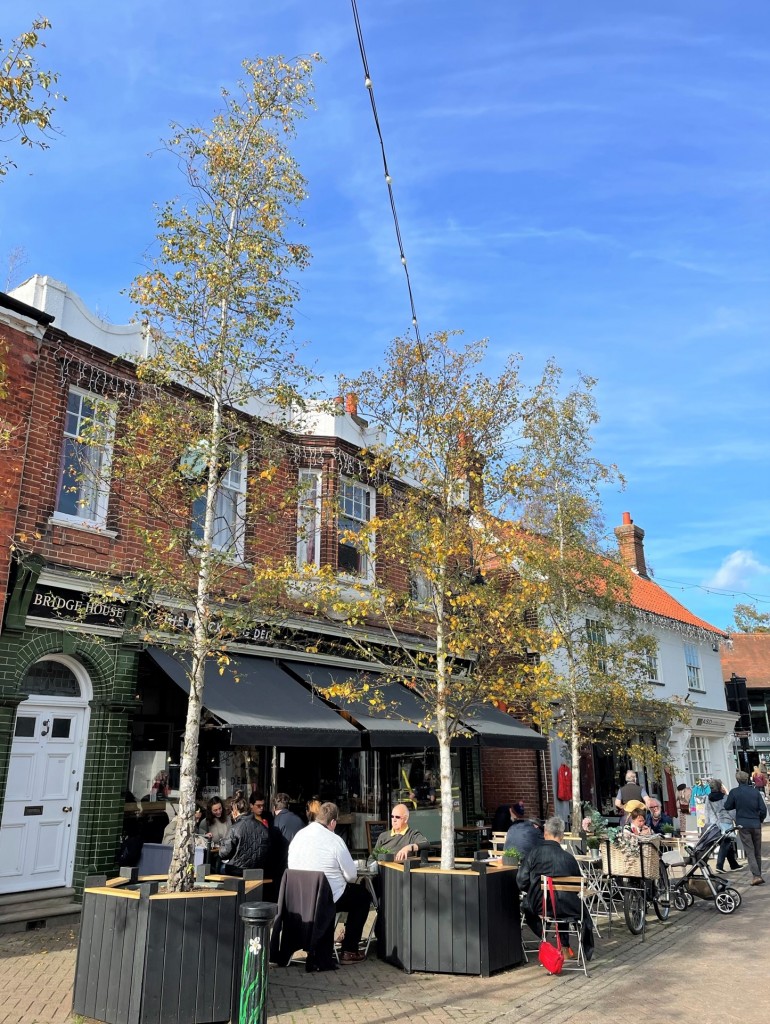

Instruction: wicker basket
[601,837,661,877]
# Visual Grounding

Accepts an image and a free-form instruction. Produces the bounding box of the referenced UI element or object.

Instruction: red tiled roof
[627,573,725,636]
[721,633,770,689]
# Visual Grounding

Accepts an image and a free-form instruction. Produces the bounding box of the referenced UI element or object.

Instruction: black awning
[147,647,361,748]
[284,661,545,750]
[458,704,547,750]
[282,661,453,748]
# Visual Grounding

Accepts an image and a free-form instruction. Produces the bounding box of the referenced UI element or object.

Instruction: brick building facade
[0,277,547,898]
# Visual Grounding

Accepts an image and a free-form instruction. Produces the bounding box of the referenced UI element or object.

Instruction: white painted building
[550,512,734,819]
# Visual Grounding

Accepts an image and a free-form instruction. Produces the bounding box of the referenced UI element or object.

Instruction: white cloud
[705,550,770,590]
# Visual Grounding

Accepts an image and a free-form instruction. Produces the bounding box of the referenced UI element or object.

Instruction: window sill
[49,516,117,539]
[687,687,707,694]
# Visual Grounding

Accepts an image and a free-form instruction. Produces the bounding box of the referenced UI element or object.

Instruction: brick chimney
[614,511,648,577]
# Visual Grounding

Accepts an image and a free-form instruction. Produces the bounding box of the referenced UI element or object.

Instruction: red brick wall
[3,325,412,621]
[480,746,554,821]
[0,318,41,626]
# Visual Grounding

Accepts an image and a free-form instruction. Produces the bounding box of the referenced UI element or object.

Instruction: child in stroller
[667,823,742,915]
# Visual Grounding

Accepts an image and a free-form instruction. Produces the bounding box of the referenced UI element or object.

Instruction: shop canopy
[283,661,546,751]
[283,661,450,748]
[147,647,362,748]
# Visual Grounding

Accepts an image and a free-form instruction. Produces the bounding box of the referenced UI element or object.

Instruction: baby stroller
[667,823,742,915]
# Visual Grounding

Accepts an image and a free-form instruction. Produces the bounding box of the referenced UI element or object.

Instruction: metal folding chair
[540,875,590,976]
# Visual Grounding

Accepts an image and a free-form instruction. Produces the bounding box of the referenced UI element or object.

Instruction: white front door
[0,701,86,894]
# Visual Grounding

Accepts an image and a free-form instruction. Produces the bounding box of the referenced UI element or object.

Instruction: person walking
[704,779,743,873]
[724,770,767,885]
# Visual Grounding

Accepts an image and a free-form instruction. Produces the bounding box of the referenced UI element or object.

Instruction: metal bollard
[238,901,277,1024]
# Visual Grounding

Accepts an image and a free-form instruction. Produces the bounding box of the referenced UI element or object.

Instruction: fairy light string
[350,0,424,358]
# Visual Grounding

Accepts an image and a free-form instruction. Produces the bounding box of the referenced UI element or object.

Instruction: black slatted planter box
[379,860,522,977]
[73,870,266,1024]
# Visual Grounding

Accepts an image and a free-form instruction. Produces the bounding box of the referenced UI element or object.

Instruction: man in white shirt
[288,801,371,963]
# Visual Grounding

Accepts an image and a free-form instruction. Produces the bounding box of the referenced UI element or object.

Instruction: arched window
[22,659,81,698]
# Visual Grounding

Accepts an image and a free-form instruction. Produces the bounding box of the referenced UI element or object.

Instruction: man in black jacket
[517,816,593,959]
[725,770,767,885]
[218,797,271,876]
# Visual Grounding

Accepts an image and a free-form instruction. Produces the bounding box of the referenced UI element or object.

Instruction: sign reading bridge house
[28,585,128,628]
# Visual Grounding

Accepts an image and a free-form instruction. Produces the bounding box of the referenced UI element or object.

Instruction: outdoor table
[454,825,491,854]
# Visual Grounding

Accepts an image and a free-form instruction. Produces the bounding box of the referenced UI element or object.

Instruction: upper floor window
[644,648,660,684]
[191,449,247,559]
[684,643,703,691]
[297,469,322,569]
[585,618,608,673]
[338,477,374,580]
[54,387,115,527]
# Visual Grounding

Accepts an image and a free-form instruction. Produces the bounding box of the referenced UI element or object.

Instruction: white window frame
[337,476,375,582]
[191,449,247,560]
[645,647,660,684]
[685,735,711,786]
[684,643,704,692]
[297,469,322,569]
[585,617,608,673]
[53,386,116,529]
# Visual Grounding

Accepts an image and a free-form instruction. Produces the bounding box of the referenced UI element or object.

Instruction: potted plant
[502,845,522,866]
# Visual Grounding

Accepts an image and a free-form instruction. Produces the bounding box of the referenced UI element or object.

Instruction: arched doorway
[0,656,92,894]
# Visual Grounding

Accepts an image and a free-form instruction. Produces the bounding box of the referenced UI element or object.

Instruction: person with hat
[624,805,653,836]
[614,770,649,825]
[504,801,544,861]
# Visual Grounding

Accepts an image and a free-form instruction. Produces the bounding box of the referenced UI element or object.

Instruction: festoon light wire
[350,0,425,362]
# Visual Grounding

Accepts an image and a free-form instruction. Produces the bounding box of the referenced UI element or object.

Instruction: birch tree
[319,332,545,869]
[116,54,320,891]
[1,17,64,179]
[510,361,686,828]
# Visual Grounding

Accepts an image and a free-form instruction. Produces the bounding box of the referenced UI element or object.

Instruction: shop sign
[28,585,127,627]
[153,607,273,646]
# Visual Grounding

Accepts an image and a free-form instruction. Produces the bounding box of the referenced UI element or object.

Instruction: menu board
[366,820,388,851]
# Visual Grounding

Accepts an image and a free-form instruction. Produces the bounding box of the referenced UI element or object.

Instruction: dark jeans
[738,827,763,878]
[335,882,372,952]
[716,836,739,871]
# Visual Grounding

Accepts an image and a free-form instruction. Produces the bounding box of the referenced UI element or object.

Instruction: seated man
[516,815,593,958]
[645,797,674,835]
[218,797,271,876]
[504,801,544,860]
[376,804,430,862]
[288,801,372,964]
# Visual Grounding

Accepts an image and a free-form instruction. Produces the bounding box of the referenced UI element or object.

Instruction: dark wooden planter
[379,859,522,977]
[73,870,266,1024]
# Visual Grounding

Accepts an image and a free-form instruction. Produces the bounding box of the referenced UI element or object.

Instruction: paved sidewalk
[2,844,768,1024]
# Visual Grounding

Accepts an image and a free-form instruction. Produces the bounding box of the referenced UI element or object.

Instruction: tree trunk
[435,608,455,870]
[570,696,582,834]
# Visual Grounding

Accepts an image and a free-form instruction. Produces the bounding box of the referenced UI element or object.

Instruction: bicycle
[621,857,671,934]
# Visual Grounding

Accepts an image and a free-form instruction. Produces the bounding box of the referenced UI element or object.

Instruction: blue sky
[4,1,770,631]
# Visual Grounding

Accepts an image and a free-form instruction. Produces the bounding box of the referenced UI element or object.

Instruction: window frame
[684,642,704,692]
[337,476,375,582]
[685,735,711,785]
[296,468,322,569]
[644,647,660,685]
[53,386,116,529]
[585,617,609,673]
[190,448,248,561]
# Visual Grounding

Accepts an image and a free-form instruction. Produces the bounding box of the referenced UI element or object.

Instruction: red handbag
[537,876,564,975]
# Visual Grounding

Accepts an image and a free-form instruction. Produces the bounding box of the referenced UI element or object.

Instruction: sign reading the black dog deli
[27,585,127,628]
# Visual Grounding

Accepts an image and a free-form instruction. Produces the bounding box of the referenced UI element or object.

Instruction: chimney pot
[614,512,648,577]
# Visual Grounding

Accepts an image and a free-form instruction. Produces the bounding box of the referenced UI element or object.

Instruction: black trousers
[335,882,372,952]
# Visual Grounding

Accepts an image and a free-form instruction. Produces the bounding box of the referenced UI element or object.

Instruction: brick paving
[2,835,769,1024]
